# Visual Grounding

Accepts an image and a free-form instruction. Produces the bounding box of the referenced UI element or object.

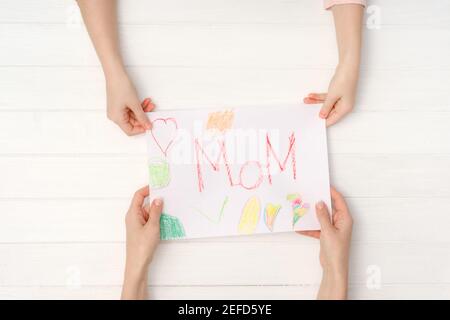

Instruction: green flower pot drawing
[160,213,186,240]
[148,158,170,189]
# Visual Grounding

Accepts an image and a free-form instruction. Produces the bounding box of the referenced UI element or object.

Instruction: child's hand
[304,63,359,127]
[298,187,353,274]
[123,186,163,286]
[106,72,155,135]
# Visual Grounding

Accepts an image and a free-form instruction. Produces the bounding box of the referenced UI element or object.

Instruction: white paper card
[146,105,330,240]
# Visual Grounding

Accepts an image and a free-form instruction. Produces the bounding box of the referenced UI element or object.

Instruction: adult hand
[298,187,353,299]
[299,186,353,272]
[106,72,155,135]
[122,186,163,300]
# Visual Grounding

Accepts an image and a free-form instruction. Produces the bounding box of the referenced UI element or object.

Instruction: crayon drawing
[150,117,178,157]
[146,105,330,239]
[148,158,170,189]
[193,196,229,224]
[206,110,234,133]
[287,193,310,226]
[160,213,186,240]
[238,196,261,235]
[264,203,282,232]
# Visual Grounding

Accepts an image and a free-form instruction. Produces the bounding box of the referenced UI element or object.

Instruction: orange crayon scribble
[206,110,234,133]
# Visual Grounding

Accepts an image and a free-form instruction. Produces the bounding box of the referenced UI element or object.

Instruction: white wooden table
[1,0,449,299]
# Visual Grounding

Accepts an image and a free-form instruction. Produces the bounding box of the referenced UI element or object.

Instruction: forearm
[332,4,364,69]
[76,0,126,78]
[317,267,348,300]
[121,264,149,300]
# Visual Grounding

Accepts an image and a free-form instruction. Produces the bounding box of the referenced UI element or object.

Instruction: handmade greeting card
[146,105,330,240]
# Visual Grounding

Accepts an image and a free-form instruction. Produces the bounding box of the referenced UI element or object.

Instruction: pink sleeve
[324,0,366,10]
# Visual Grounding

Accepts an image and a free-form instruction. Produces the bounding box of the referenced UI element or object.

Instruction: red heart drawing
[150,117,178,157]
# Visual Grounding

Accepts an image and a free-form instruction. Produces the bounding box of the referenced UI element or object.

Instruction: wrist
[323,253,348,277]
[320,266,348,300]
[103,60,128,83]
[338,54,360,73]
[124,260,148,284]
[122,263,148,300]
[323,265,348,282]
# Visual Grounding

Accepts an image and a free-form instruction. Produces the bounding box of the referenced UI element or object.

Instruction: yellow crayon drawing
[206,110,234,133]
[238,196,261,235]
[264,203,281,232]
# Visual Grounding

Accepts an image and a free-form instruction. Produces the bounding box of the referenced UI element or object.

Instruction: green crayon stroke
[218,196,229,222]
[149,160,170,189]
[193,196,229,224]
[160,213,186,240]
[293,213,301,226]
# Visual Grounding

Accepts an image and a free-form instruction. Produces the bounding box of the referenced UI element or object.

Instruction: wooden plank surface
[2,24,449,69]
[3,284,449,300]
[1,67,448,111]
[2,197,449,243]
[0,0,449,299]
[0,242,448,286]
[1,111,450,154]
